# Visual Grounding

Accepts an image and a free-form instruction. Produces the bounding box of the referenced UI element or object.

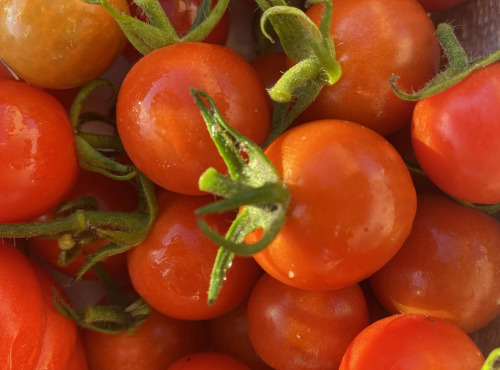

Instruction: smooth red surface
[168,352,251,370]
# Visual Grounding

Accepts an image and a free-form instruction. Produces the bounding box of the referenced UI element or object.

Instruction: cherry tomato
[116,42,271,195]
[208,300,273,370]
[127,190,263,320]
[124,0,230,63]
[339,313,485,369]
[0,239,84,369]
[0,62,13,81]
[30,170,139,280]
[168,352,252,370]
[0,80,78,223]
[369,192,500,333]
[250,51,288,90]
[412,62,500,204]
[247,273,369,369]
[297,0,441,136]
[251,120,417,290]
[83,309,210,369]
[0,0,129,89]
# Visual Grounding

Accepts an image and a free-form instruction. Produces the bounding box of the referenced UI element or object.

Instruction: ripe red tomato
[168,352,252,370]
[83,309,210,369]
[369,192,500,333]
[251,120,417,290]
[124,0,230,63]
[208,300,273,370]
[297,0,441,136]
[412,62,500,204]
[0,80,78,223]
[30,170,139,280]
[339,313,485,369]
[0,0,129,89]
[0,239,85,369]
[116,42,271,195]
[127,190,263,320]
[247,273,369,369]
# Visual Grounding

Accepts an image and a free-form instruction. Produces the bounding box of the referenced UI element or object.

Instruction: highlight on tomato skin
[116,42,272,195]
[0,79,79,223]
[369,192,500,334]
[339,313,485,370]
[250,119,417,291]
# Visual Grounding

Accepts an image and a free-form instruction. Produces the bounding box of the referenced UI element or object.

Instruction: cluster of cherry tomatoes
[0,0,499,368]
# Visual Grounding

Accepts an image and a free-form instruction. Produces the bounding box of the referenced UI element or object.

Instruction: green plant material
[391,23,500,101]
[191,88,290,304]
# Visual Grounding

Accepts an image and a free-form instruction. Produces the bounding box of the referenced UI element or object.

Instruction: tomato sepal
[391,23,500,101]
[481,348,500,370]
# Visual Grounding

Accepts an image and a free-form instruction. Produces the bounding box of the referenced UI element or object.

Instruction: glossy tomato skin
[339,313,485,369]
[247,273,369,369]
[299,0,441,136]
[124,0,230,63]
[30,170,139,279]
[83,309,210,369]
[127,191,263,320]
[0,240,84,369]
[369,192,500,333]
[0,80,78,223]
[116,42,271,195]
[168,352,251,370]
[0,0,129,89]
[252,120,417,290]
[412,62,500,204]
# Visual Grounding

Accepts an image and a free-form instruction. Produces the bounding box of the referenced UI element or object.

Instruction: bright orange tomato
[251,119,417,290]
[0,0,129,89]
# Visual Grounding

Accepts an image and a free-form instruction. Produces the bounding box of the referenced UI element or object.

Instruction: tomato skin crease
[0,80,78,223]
[251,119,417,291]
[412,62,500,204]
[116,42,271,195]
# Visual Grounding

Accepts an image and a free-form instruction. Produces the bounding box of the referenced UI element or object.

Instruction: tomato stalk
[391,22,500,101]
[53,262,152,334]
[254,0,341,146]
[82,0,229,55]
[191,88,290,304]
[481,348,500,370]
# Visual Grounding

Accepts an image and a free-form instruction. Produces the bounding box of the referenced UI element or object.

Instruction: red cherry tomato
[0,239,84,369]
[0,80,78,223]
[412,62,500,204]
[0,0,129,89]
[168,352,252,370]
[116,42,271,195]
[124,0,230,63]
[127,191,263,320]
[339,313,485,369]
[83,309,210,369]
[298,0,441,136]
[30,170,139,280]
[369,192,500,333]
[247,273,369,369]
[251,120,417,290]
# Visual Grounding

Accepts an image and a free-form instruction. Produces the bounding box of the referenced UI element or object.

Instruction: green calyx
[481,348,500,370]
[391,22,500,101]
[191,88,290,304]
[53,262,152,334]
[82,0,229,55]
[255,0,341,145]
